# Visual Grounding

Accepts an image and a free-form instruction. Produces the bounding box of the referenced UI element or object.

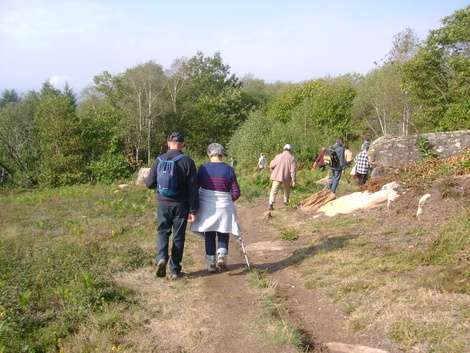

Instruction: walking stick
[239,237,251,269]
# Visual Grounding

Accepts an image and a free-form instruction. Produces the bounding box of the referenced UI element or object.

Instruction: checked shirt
[354,150,372,174]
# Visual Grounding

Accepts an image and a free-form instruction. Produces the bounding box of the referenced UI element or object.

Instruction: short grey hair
[207,143,225,157]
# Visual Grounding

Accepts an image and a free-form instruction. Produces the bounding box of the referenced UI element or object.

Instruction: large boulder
[135,167,150,186]
[368,130,470,176]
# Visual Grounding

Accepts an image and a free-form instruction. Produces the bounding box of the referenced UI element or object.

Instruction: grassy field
[1,153,469,352]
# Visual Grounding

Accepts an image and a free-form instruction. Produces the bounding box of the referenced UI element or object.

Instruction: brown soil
[116,175,470,353]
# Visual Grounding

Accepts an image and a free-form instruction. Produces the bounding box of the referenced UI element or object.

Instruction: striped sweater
[197,162,241,201]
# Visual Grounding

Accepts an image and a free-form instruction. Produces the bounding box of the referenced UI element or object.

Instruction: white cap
[284,144,292,150]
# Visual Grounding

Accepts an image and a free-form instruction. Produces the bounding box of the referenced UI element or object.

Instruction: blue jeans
[328,169,342,193]
[157,205,189,275]
[204,232,229,256]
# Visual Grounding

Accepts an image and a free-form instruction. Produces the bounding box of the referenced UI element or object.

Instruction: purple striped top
[197,162,240,201]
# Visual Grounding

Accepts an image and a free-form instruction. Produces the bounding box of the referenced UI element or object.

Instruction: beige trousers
[269,180,291,204]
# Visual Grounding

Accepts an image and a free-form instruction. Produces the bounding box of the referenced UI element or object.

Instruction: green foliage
[0,184,154,351]
[0,89,20,108]
[4,11,470,191]
[416,136,439,159]
[35,94,85,187]
[226,110,272,165]
[184,52,248,153]
[87,152,133,183]
[0,91,41,187]
[228,76,356,167]
[236,171,271,200]
[402,6,470,131]
[278,228,299,241]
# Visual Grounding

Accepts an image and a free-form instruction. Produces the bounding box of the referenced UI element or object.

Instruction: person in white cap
[268,144,296,210]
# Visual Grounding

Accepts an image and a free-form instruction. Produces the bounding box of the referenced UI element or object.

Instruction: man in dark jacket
[145,132,199,279]
[327,137,346,194]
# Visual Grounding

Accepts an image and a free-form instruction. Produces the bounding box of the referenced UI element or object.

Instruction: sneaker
[268,203,274,211]
[156,259,167,278]
[207,261,217,273]
[206,255,217,273]
[217,253,228,272]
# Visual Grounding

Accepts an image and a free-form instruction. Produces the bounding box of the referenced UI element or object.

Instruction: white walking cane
[239,237,251,269]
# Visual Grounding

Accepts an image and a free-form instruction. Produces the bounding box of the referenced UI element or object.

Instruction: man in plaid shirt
[354,144,372,186]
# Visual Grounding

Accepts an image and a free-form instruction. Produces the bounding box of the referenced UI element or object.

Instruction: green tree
[402,6,470,131]
[63,81,78,110]
[0,91,41,186]
[118,61,167,164]
[0,89,20,108]
[35,93,84,187]
[229,75,357,167]
[352,28,421,137]
[183,52,246,153]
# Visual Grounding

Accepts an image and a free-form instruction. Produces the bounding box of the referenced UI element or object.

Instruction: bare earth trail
[116,200,398,352]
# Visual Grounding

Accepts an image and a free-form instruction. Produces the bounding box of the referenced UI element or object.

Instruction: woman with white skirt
[189,143,241,273]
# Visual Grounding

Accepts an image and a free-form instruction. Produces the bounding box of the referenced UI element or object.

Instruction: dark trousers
[157,205,189,275]
[328,169,342,193]
[357,173,368,186]
[204,232,230,256]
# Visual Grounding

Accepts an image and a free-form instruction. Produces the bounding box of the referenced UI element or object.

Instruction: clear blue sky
[0,0,468,95]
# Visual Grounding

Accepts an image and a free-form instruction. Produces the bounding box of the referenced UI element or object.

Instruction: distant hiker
[344,146,354,169]
[354,143,372,186]
[312,147,326,172]
[230,156,237,168]
[268,144,296,210]
[326,137,346,194]
[361,138,371,150]
[257,153,267,172]
[190,143,241,273]
[145,132,199,280]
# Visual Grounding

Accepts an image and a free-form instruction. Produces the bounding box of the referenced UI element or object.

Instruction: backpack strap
[157,154,186,163]
[171,154,187,162]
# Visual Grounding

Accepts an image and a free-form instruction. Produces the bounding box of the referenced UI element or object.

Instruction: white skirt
[189,188,241,237]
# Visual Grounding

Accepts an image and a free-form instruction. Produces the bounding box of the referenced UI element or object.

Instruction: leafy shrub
[87,153,134,183]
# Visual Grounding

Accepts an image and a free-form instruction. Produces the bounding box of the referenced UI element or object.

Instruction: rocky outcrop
[368,130,470,178]
[135,167,150,186]
[314,182,401,217]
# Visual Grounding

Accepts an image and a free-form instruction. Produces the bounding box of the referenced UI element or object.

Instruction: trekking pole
[239,238,251,269]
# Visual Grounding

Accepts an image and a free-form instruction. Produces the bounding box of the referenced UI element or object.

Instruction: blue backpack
[156,154,187,196]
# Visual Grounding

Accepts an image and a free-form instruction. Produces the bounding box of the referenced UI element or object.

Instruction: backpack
[156,154,187,196]
[323,146,338,167]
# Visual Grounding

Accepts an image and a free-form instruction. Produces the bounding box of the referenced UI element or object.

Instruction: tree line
[1,6,469,189]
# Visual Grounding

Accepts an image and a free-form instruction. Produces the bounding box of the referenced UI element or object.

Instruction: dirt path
[115,201,390,353]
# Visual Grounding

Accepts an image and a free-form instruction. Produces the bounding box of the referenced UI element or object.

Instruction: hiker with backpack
[189,143,241,273]
[145,132,199,280]
[325,137,346,194]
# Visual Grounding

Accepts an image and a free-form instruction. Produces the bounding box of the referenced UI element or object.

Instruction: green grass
[1,155,469,352]
[248,269,310,351]
[0,184,155,353]
[295,207,470,352]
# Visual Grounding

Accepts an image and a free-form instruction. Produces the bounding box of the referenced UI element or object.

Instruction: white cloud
[49,75,70,89]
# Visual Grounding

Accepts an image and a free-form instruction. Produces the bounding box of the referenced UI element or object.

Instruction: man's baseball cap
[168,132,184,142]
[284,144,292,150]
